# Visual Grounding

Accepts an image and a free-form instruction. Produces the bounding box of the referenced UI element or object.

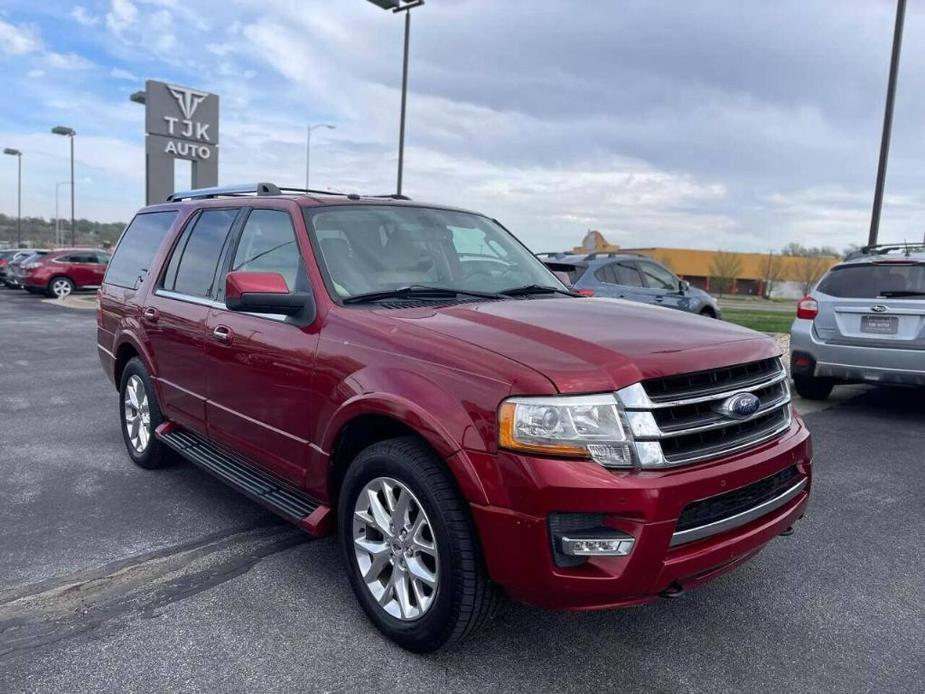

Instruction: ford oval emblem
[871,304,888,313]
[716,392,761,420]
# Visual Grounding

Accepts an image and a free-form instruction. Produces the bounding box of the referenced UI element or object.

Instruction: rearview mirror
[225,271,314,318]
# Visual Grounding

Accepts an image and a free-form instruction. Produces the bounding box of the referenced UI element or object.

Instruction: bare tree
[795,255,830,294]
[709,251,742,295]
[763,253,787,298]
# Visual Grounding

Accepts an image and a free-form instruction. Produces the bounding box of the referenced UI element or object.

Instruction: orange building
[570,231,839,298]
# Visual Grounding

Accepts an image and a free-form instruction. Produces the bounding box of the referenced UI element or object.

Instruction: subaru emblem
[871,305,888,313]
[716,392,761,420]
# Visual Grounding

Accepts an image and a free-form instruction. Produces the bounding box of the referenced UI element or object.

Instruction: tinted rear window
[544,262,586,283]
[165,209,238,298]
[105,212,178,289]
[818,263,925,298]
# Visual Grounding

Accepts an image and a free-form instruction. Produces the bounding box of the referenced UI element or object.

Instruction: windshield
[817,262,925,298]
[303,205,565,300]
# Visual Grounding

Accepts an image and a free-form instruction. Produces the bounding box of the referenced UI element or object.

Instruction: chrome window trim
[670,476,807,547]
[153,288,287,322]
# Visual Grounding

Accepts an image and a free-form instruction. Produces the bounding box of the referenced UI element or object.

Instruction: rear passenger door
[636,260,683,310]
[59,253,97,287]
[145,208,241,433]
[594,261,648,302]
[204,207,319,485]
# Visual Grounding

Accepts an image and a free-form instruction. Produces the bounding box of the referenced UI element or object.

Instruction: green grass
[722,308,793,334]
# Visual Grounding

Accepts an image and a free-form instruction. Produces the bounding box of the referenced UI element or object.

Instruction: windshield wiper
[879,290,925,298]
[343,285,502,304]
[498,284,576,297]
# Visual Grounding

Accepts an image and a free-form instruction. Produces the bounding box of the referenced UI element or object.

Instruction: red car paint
[97,195,811,611]
[21,248,109,294]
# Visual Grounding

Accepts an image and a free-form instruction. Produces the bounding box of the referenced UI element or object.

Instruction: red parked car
[20,248,111,297]
[97,184,812,652]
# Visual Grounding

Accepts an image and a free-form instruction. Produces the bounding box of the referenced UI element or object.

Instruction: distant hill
[0,213,126,249]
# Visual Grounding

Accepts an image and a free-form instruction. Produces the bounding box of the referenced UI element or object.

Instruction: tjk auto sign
[142,80,220,203]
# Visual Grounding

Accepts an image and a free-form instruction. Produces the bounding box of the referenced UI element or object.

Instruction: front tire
[338,436,497,652]
[119,357,172,469]
[793,374,835,401]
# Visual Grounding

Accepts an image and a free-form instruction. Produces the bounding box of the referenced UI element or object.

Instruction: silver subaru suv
[790,243,925,400]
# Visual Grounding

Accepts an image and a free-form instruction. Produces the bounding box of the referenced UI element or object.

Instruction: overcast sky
[1,0,924,252]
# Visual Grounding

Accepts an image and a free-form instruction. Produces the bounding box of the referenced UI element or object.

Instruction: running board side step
[156,424,331,535]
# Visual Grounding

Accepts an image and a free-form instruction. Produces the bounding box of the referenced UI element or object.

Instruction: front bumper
[791,318,925,386]
[467,417,811,610]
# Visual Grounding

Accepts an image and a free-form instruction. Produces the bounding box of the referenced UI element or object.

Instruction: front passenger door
[637,260,684,310]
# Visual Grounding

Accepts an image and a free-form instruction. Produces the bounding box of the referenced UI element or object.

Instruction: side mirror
[225,271,314,318]
[679,279,691,293]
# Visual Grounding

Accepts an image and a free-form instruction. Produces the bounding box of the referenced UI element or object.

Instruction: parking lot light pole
[306,124,336,189]
[55,181,71,247]
[365,0,425,196]
[868,0,906,248]
[51,126,77,246]
[3,148,22,246]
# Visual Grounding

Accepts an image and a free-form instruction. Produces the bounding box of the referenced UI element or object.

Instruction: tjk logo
[163,84,211,142]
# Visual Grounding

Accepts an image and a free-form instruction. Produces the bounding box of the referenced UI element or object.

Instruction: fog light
[561,535,635,556]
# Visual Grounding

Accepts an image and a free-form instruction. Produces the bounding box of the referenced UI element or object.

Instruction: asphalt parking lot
[1,289,923,693]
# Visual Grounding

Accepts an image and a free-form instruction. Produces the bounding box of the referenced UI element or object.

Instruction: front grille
[618,357,792,467]
[676,465,800,532]
[644,357,781,402]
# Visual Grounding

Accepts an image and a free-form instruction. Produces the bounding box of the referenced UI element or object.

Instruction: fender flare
[322,389,491,505]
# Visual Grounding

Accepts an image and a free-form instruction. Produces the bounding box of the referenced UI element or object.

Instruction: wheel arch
[323,395,490,509]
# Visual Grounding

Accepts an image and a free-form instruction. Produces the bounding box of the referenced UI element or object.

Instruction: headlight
[498,394,634,467]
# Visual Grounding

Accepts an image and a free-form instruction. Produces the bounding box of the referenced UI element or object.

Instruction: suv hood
[383,297,778,393]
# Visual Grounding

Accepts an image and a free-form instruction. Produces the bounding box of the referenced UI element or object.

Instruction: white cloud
[45,52,94,71]
[106,0,138,35]
[0,19,42,55]
[71,6,100,27]
[27,69,46,79]
[110,67,138,81]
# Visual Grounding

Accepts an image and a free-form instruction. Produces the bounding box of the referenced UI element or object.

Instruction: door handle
[142,307,159,323]
[655,296,665,303]
[212,325,232,344]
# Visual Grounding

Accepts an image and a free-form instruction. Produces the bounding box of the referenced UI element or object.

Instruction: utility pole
[2,148,21,246]
[868,0,906,248]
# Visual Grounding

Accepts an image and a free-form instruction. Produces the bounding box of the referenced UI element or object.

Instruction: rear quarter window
[105,211,178,289]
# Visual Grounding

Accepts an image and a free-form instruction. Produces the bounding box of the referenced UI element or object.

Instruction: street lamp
[51,126,77,246]
[55,181,71,247]
[2,148,22,246]
[365,0,425,196]
[306,124,336,190]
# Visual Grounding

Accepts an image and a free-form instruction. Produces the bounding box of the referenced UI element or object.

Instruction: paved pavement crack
[0,521,309,660]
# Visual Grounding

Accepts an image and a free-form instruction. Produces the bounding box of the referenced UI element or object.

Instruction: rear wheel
[338,436,497,652]
[793,374,835,401]
[119,357,172,469]
[47,276,75,298]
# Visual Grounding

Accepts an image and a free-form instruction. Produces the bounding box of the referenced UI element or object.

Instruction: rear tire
[338,436,498,652]
[793,374,835,401]
[47,276,75,298]
[119,357,173,469]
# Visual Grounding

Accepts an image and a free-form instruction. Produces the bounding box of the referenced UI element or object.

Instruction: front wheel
[338,436,498,652]
[793,374,835,401]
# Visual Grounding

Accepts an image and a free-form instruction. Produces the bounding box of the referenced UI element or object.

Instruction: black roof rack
[166,183,413,203]
[845,242,925,260]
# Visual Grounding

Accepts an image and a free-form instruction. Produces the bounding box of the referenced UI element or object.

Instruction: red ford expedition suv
[97,183,811,652]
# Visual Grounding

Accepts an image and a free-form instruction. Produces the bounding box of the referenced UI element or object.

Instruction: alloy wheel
[51,278,73,298]
[123,375,151,453]
[352,476,439,621]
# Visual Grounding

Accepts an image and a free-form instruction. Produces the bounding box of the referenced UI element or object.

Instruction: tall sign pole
[868,0,906,248]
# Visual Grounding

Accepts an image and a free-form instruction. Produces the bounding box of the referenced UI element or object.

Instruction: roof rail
[167,182,281,202]
[845,242,925,260]
[536,251,568,258]
[369,193,413,200]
